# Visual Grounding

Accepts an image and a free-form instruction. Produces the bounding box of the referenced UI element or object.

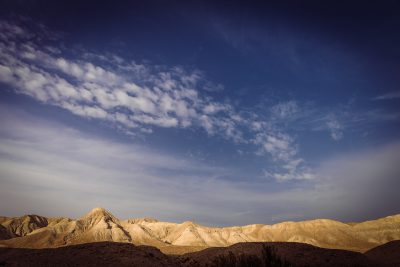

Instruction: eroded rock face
[1,208,399,253]
[1,214,48,238]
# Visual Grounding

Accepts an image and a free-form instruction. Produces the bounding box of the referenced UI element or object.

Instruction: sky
[0,1,399,226]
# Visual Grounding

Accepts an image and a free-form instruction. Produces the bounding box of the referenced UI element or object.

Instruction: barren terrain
[1,207,399,255]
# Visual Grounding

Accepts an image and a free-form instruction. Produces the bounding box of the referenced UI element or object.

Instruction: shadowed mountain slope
[180,242,378,267]
[365,240,400,267]
[0,242,177,267]
[1,241,399,267]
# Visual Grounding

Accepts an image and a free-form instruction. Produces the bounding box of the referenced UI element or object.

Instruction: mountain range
[1,207,399,255]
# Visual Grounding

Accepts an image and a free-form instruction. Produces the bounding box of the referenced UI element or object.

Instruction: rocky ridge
[1,208,399,254]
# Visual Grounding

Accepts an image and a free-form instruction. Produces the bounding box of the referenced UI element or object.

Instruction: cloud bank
[0,107,399,225]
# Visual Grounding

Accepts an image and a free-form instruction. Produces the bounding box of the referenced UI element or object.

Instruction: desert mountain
[0,208,399,254]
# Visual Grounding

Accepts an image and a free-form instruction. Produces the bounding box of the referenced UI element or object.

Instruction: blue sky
[0,1,399,225]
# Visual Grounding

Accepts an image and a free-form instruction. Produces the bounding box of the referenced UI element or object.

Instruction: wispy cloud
[0,107,318,224]
[254,130,315,182]
[373,91,400,100]
[1,106,398,224]
[0,18,319,183]
[325,115,343,141]
[0,19,242,141]
[270,101,299,120]
[3,18,398,184]
[259,100,348,142]
[0,106,231,223]
[255,132,297,161]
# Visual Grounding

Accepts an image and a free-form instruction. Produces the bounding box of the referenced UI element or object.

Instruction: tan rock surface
[1,208,399,253]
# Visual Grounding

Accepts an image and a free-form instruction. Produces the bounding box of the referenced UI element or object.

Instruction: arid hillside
[1,207,399,254]
[0,241,399,267]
